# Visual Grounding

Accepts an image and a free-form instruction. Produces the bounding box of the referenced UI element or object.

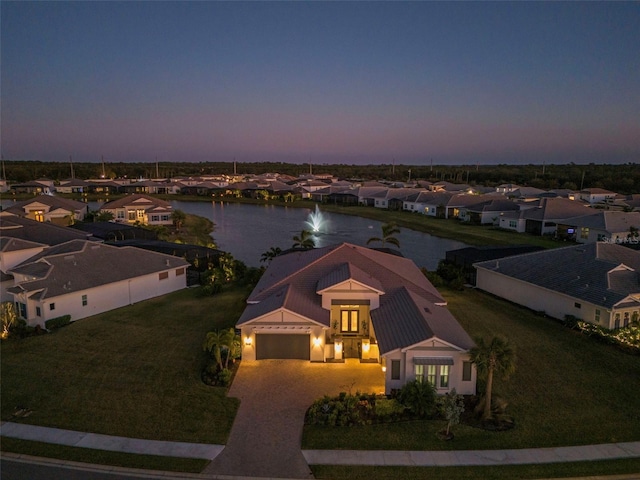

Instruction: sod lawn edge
[310,458,640,480]
[0,437,208,473]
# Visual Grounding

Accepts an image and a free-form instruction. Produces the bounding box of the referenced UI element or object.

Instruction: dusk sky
[2,1,639,165]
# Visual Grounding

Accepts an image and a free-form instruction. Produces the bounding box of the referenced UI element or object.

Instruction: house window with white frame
[426,365,437,386]
[594,309,601,324]
[624,312,630,327]
[580,227,589,239]
[462,361,472,381]
[614,313,620,329]
[128,211,136,221]
[415,364,425,383]
[117,210,125,219]
[82,295,88,306]
[440,365,450,388]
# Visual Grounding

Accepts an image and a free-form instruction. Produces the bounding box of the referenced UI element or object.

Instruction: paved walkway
[2,421,640,470]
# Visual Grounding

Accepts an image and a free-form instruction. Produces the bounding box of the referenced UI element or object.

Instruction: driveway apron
[205,359,384,478]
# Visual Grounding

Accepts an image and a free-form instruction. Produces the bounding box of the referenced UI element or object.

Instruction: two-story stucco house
[237,243,476,395]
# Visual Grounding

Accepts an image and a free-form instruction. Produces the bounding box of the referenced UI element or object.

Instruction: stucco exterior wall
[382,340,476,395]
[13,267,186,327]
[476,267,613,328]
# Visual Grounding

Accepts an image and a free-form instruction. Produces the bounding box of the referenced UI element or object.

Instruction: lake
[169,201,468,270]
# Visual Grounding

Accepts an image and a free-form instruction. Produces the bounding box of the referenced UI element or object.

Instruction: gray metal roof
[475,243,640,309]
[239,243,471,354]
[7,240,190,300]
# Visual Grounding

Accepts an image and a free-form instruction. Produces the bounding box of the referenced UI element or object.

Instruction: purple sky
[1,2,639,165]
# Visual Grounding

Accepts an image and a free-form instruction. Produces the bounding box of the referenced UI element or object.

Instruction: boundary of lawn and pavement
[2,422,640,468]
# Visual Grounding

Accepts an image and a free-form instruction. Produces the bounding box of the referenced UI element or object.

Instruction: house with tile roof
[6,240,190,326]
[99,194,173,226]
[2,195,88,225]
[498,197,594,235]
[237,243,476,395]
[475,243,640,330]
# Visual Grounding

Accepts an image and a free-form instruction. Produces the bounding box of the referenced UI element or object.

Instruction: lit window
[426,365,437,386]
[440,365,450,388]
[340,309,359,333]
[415,364,424,383]
[595,309,601,323]
[580,227,589,239]
[137,209,144,219]
[117,210,125,219]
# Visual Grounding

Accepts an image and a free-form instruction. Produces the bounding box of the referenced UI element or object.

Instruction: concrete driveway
[205,359,384,479]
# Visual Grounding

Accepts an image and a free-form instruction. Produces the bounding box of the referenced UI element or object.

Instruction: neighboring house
[72,221,158,242]
[99,194,174,225]
[403,191,454,217]
[579,188,618,205]
[56,178,90,194]
[1,195,88,225]
[6,240,190,326]
[237,243,476,395]
[457,198,520,225]
[9,180,54,195]
[499,197,594,235]
[475,242,640,330]
[558,211,640,244]
[0,214,95,246]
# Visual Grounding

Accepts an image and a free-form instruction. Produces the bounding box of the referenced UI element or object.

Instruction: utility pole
[542,161,546,176]
[101,156,106,178]
[156,157,159,178]
[580,170,586,191]
[430,158,433,172]
[69,155,75,179]
[408,169,411,182]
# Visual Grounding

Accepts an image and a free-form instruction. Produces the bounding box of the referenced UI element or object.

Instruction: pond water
[170,201,468,270]
[2,198,470,270]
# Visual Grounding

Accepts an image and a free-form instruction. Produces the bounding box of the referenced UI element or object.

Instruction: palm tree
[469,335,516,421]
[292,229,316,249]
[203,330,226,371]
[261,246,282,263]
[171,209,186,231]
[366,222,400,248]
[1,302,17,339]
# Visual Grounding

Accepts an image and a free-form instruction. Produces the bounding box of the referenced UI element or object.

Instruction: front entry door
[343,338,360,359]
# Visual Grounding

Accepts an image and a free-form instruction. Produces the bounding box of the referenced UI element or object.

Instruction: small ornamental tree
[439,388,465,437]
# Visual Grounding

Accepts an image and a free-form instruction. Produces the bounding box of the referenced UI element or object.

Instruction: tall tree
[171,209,186,231]
[366,222,401,248]
[469,335,516,421]
[292,229,316,249]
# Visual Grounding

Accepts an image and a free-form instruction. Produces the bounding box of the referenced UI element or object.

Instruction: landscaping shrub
[306,393,389,426]
[396,380,438,418]
[45,315,72,330]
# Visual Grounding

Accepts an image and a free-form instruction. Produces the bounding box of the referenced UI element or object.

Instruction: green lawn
[1,286,246,444]
[303,288,640,451]
[311,458,640,480]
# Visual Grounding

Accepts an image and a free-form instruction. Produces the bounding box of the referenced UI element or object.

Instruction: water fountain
[305,205,326,233]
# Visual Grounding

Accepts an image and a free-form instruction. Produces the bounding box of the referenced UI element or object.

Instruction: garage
[256,334,310,360]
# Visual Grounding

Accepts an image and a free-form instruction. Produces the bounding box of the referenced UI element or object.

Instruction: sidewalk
[0,422,223,460]
[2,421,640,468]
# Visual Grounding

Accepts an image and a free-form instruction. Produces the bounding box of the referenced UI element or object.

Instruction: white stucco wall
[382,339,476,395]
[14,267,187,327]
[475,267,614,328]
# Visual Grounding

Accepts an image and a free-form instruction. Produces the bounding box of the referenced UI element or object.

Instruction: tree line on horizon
[2,160,639,195]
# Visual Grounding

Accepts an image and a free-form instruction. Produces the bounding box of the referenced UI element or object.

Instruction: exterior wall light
[244,336,252,346]
[313,337,322,347]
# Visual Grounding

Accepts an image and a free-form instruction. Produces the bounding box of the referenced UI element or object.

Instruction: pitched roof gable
[316,262,384,294]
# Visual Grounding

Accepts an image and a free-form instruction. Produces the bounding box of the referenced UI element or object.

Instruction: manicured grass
[0,437,208,473]
[310,458,640,480]
[303,288,640,450]
[1,286,247,444]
